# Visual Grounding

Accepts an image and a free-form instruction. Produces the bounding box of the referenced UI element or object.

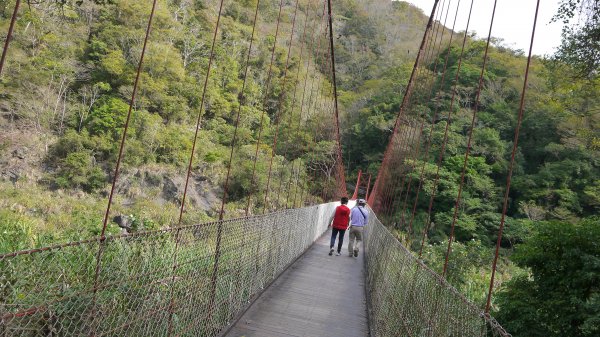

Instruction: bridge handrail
[364,208,511,337]
[0,203,338,336]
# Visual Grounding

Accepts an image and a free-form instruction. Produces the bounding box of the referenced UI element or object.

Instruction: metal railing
[1,203,510,337]
[0,203,337,336]
[364,210,511,337]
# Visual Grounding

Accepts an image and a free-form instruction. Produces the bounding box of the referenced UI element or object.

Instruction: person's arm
[328,207,336,226]
[347,208,353,230]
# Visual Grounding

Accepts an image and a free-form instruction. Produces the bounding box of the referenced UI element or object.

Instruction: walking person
[329,197,350,256]
[348,199,368,257]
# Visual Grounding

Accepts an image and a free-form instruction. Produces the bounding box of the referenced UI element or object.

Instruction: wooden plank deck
[224,229,369,337]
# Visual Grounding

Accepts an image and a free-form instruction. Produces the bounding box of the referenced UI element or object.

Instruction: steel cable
[0,0,20,77]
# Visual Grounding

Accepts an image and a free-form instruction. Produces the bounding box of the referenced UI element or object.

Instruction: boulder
[12,147,28,160]
[113,215,133,232]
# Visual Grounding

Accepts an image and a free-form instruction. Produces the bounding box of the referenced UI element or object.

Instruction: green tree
[496,218,600,336]
[552,0,600,78]
[53,151,106,191]
[84,96,129,140]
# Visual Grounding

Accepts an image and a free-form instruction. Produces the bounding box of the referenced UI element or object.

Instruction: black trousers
[330,228,346,252]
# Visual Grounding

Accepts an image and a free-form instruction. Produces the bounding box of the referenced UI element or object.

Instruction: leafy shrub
[53,151,106,191]
[496,218,600,337]
[84,96,129,140]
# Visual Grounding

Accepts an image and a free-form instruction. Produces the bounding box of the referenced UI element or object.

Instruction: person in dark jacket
[329,197,350,256]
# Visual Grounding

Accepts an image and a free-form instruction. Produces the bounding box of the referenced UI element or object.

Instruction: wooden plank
[224,229,369,337]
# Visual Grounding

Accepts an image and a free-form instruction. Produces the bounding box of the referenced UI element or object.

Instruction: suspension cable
[292,10,328,206]
[368,0,441,207]
[288,0,329,207]
[391,0,449,225]
[324,22,345,201]
[399,118,426,234]
[485,0,541,313]
[409,0,462,247]
[274,11,312,208]
[376,75,425,217]
[443,0,498,277]
[378,0,445,221]
[419,0,474,258]
[263,0,302,213]
[244,0,286,216]
[99,0,159,239]
[282,4,314,208]
[315,35,337,202]
[400,0,454,239]
[93,0,158,333]
[304,22,332,205]
[326,0,347,198]
[311,23,332,202]
[177,0,226,224]
[168,0,226,332]
[399,0,450,227]
[278,3,325,207]
[381,121,417,220]
[0,0,20,77]
[294,0,324,205]
[218,0,262,220]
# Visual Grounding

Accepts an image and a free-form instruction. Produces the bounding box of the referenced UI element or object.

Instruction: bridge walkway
[224,229,369,337]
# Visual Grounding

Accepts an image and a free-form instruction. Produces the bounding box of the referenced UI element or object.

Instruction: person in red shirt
[329,197,350,256]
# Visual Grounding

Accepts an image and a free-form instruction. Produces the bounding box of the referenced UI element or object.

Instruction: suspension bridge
[0,0,543,335]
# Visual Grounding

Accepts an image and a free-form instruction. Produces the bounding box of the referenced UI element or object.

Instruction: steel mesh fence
[364,210,511,337]
[0,203,337,337]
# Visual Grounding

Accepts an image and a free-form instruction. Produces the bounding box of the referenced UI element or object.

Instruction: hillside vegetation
[1,0,359,247]
[0,0,432,245]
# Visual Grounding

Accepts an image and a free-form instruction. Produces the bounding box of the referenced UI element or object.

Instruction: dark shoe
[329,248,334,256]
[353,250,359,257]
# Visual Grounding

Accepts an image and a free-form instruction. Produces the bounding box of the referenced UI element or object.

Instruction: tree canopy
[496,218,600,337]
[553,0,600,78]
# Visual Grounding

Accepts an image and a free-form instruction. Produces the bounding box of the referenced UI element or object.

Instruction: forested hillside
[0,0,432,246]
[0,0,364,248]
[334,0,431,169]
[334,1,599,336]
[1,0,599,335]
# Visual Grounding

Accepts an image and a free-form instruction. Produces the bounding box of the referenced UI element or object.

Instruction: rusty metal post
[326,0,348,199]
[351,170,362,200]
[365,174,372,201]
[0,0,20,77]
[368,0,441,207]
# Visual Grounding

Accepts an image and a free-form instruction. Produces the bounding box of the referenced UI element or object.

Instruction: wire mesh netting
[0,203,337,337]
[365,210,511,337]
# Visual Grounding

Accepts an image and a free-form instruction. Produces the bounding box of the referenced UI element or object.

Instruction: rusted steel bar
[485,0,541,314]
[0,0,20,77]
[368,0,441,206]
[443,0,498,277]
